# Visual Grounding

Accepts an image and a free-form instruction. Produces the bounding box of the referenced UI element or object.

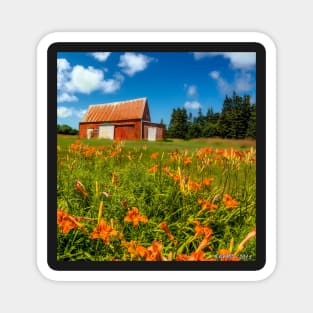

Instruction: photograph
[56,50,257,264]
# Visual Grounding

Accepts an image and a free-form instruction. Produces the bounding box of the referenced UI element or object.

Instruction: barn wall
[142,103,151,121]
[79,120,142,140]
[143,122,165,140]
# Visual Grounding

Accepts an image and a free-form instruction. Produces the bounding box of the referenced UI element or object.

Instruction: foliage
[167,108,188,139]
[57,124,79,135]
[168,92,256,140]
[218,93,252,139]
[57,138,256,262]
[246,104,256,139]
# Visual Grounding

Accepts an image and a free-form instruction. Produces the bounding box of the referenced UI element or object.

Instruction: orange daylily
[162,166,171,175]
[124,207,148,227]
[193,220,213,238]
[148,164,159,173]
[188,180,201,192]
[183,157,192,165]
[159,221,175,241]
[57,210,83,234]
[202,177,214,188]
[150,152,159,159]
[223,194,238,209]
[123,240,166,261]
[74,179,88,197]
[197,198,218,211]
[90,219,117,244]
[98,145,105,151]
[123,240,148,260]
[145,241,166,261]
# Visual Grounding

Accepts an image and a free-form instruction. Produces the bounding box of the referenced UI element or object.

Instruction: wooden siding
[79,120,142,140]
[143,122,165,141]
[142,102,151,121]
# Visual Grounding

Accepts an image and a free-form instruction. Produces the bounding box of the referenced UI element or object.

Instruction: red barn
[79,98,165,141]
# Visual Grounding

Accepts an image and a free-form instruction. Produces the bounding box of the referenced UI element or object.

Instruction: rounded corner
[252,31,277,54]
[36,32,62,54]
[36,258,61,282]
[254,258,277,282]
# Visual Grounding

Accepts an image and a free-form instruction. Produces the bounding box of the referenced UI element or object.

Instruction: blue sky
[57,51,256,129]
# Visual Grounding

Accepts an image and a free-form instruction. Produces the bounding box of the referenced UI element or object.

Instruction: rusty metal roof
[80,98,148,123]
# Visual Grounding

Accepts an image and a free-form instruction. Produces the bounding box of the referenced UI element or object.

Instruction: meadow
[57,136,256,262]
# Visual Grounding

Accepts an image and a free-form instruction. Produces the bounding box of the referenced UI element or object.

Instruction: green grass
[57,136,256,262]
[57,135,255,151]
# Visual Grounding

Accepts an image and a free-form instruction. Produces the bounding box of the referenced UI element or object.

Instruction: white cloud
[101,79,122,93]
[209,70,254,95]
[76,109,87,119]
[193,52,214,60]
[57,107,87,119]
[209,70,232,95]
[57,92,78,103]
[57,59,124,100]
[91,52,111,62]
[57,58,71,71]
[209,70,220,80]
[194,52,256,69]
[184,101,201,110]
[57,58,71,90]
[66,65,104,94]
[118,52,154,76]
[187,85,197,97]
[57,106,73,118]
[224,53,256,69]
[234,71,254,92]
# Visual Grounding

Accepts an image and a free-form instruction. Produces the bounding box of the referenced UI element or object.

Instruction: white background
[0,0,311,312]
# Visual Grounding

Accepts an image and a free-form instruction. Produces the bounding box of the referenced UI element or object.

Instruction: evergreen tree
[246,104,256,139]
[217,92,252,139]
[202,107,220,137]
[167,107,188,139]
[218,95,235,138]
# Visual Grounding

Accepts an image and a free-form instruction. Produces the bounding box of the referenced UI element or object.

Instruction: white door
[87,128,93,139]
[98,125,115,139]
[148,127,157,141]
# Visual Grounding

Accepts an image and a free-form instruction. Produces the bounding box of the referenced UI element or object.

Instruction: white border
[37,32,276,281]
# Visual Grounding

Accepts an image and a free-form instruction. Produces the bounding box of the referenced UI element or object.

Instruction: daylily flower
[90,219,117,244]
[57,210,83,234]
[150,152,159,159]
[183,157,192,165]
[223,194,238,209]
[146,241,166,261]
[148,164,159,173]
[188,180,201,192]
[193,220,213,238]
[124,207,148,227]
[197,199,218,211]
[74,179,88,197]
[159,221,175,241]
[202,177,214,188]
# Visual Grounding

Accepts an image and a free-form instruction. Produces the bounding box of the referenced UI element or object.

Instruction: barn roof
[80,98,148,123]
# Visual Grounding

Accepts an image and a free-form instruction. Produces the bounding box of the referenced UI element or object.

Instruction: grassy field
[58,135,256,151]
[57,136,256,262]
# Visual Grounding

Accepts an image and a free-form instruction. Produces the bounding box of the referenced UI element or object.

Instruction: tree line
[57,124,79,135]
[166,92,256,139]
